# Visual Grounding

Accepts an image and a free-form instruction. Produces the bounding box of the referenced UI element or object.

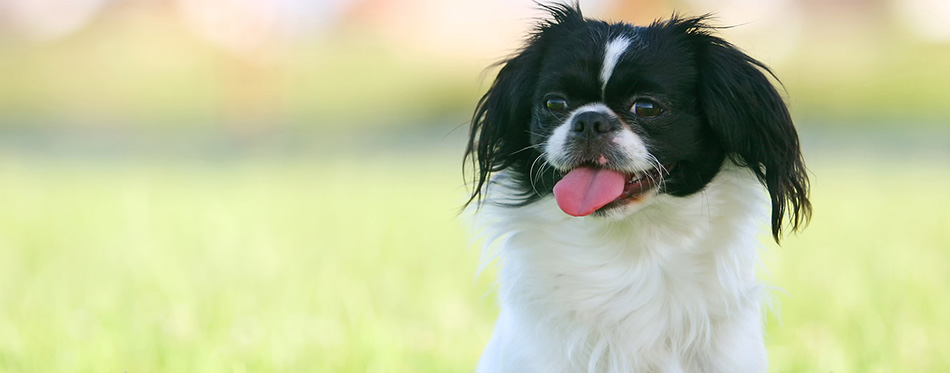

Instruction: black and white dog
[465,4,810,372]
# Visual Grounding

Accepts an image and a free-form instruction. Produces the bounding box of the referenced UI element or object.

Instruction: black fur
[464,3,810,242]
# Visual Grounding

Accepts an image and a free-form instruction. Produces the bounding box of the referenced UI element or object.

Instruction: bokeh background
[1,0,948,371]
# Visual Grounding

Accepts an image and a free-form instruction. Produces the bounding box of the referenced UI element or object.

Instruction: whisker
[646,154,668,191]
[528,151,548,197]
[509,143,543,156]
[536,154,554,189]
[537,159,556,189]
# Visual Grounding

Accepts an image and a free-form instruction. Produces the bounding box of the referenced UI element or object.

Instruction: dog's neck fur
[473,162,771,372]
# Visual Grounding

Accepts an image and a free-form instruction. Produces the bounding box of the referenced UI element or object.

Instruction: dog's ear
[464,49,539,207]
[683,18,811,242]
[464,3,584,207]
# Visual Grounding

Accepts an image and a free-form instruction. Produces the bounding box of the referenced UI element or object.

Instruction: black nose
[571,111,618,136]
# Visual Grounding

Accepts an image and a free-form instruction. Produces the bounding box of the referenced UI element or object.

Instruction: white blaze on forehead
[600,37,631,92]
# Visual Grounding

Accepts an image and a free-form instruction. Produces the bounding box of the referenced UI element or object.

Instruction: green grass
[0,153,946,371]
[765,159,950,371]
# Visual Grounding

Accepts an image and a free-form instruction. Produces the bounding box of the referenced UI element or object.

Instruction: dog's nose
[571,111,618,136]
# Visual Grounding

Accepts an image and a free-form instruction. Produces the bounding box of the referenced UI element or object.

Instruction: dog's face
[532,25,724,219]
[466,4,810,241]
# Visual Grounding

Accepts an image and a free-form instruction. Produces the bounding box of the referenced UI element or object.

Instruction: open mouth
[617,166,669,199]
[553,163,675,217]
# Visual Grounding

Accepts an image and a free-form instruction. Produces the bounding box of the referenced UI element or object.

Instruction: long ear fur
[681,18,811,242]
[463,50,539,207]
[464,3,585,207]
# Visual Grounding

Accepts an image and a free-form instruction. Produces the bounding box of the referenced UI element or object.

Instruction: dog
[464,3,810,372]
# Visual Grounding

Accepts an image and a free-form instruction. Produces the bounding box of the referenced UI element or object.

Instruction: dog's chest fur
[474,165,770,372]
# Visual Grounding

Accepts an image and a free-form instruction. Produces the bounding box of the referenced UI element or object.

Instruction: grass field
[0,152,947,372]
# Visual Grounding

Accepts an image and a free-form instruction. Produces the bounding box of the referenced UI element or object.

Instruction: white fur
[544,103,650,173]
[544,104,609,165]
[471,162,771,372]
[600,37,632,92]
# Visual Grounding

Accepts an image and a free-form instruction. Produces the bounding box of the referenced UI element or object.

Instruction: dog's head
[465,3,810,242]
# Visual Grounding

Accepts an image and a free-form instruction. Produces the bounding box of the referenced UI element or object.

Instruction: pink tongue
[553,166,626,216]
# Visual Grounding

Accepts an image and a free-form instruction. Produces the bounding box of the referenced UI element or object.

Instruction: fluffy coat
[465,4,810,372]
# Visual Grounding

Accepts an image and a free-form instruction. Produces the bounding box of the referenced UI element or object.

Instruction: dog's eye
[632,100,663,118]
[545,98,568,112]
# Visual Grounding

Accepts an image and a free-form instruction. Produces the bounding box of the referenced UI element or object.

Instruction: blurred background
[0,0,948,371]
